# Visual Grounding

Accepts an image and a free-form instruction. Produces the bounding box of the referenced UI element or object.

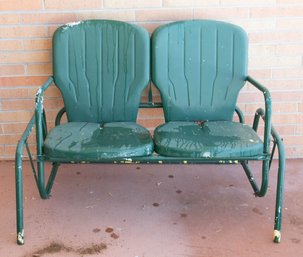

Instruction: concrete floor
[0,159,302,257]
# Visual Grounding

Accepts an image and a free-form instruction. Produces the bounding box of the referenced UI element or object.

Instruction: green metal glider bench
[15,19,285,245]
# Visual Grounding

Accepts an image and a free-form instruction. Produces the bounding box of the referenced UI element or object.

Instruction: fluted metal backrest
[53,20,150,122]
[152,20,248,122]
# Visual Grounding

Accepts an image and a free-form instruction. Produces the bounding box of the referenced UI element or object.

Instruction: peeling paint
[17,229,24,245]
[202,152,211,158]
[273,230,281,242]
[61,21,83,33]
[35,88,44,107]
[66,21,82,27]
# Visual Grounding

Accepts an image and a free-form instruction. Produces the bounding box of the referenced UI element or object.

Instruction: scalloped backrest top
[152,20,248,122]
[53,20,150,123]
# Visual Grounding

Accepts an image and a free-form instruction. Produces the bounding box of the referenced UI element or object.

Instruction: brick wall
[0,0,302,160]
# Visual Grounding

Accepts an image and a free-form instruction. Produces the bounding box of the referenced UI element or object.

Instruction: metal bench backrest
[152,20,248,122]
[53,20,150,123]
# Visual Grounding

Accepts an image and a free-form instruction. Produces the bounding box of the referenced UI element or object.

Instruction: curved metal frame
[15,76,285,245]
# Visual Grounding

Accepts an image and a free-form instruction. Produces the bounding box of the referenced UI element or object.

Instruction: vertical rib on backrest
[53,20,150,123]
[152,20,248,122]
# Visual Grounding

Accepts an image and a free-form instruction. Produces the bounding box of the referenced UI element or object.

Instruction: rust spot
[168,175,174,179]
[252,207,263,215]
[30,241,107,256]
[78,243,107,254]
[136,166,141,170]
[291,238,301,244]
[32,242,72,256]
[93,228,101,233]
[111,233,119,239]
[176,190,182,194]
[105,227,114,233]
[180,213,187,218]
[153,203,160,207]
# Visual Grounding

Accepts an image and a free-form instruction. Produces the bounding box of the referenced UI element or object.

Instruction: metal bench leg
[272,128,285,243]
[16,151,24,245]
[242,126,285,243]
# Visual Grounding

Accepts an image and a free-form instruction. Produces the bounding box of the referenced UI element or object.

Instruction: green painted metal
[55,107,66,126]
[15,20,285,245]
[235,106,245,123]
[15,115,35,245]
[53,20,150,123]
[154,121,264,158]
[271,126,285,243]
[152,20,248,122]
[44,122,153,161]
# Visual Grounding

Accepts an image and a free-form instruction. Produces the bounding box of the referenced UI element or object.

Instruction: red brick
[273,125,296,136]
[0,111,33,122]
[21,13,77,24]
[272,68,303,79]
[0,65,25,76]
[104,0,161,8]
[76,11,135,22]
[194,7,249,19]
[250,7,303,18]
[1,99,34,111]
[246,103,297,114]
[0,0,42,11]
[0,88,29,99]
[136,9,193,22]
[138,108,164,118]
[276,18,303,29]
[0,26,47,39]
[272,114,301,124]
[0,51,50,64]
[0,135,23,144]
[282,135,303,146]
[296,125,303,135]
[263,80,302,90]
[248,69,272,79]
[0,14,21,24]
[27,63,52,75]
[285,146,303,158]
[249,31,303,43]
[165,0,220,6]
[249,55,301,69]
[137,118,164,129]
[44,0,101,10]
[277,0,303,4]
[233,19,276,31]
[276,44,303,56]
[0,40,23,51]
[1,123,28,134]
[140,23,164,34]
[24,39,52,51]
[0,76,48,87]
